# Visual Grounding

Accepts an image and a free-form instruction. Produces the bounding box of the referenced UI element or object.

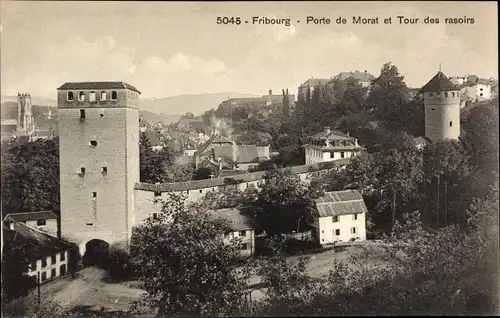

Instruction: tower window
[89,91,96,102]
[480,93,483,97]
[99,113,104,118]
[444,92,448,98]
[450,121,452,127]
[111,91,118,100]
[80,109,86,120]
[79,167,86,174]
[154,191,161,197]
[101,167,107,174]
[437,92,440,96]
[92,192,97,198]
[431,108,436,111]
[340,152,345,158]
[457,92,460,97]
[85,223,93,226]
[101,91,107,101]
[79,92,85,101]
[89,140,98,147]
[67,92,74,101]
[452,92,455,97]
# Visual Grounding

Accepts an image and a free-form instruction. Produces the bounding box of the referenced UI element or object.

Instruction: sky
[1,1,498,99]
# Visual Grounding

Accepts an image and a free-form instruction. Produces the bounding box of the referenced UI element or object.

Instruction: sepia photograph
[1,1,498,316]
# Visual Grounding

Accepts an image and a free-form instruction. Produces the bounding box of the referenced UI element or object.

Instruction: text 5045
[217,17,242,25]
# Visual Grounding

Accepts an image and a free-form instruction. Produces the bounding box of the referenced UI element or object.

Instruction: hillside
[140,92,260,115]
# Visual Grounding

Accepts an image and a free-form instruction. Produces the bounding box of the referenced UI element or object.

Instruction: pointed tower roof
[421,71,458,92]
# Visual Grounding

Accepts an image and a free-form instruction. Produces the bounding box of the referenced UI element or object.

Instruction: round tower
[421,71,461,142]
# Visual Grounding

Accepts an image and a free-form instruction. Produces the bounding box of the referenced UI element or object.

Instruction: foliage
[252,167,323,236]
[1,138,60,216]
[236,131,273,146]
[193,167,215,180]
[1,239,36,302]
[130,193,250,317]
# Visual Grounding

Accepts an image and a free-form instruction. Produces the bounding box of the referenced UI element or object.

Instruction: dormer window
[111,91,117,100]
[67,92,74,101]
[101,91,107,101]
[79,92,85,101]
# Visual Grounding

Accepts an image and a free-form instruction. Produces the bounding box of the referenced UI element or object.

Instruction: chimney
[324,126,331,134]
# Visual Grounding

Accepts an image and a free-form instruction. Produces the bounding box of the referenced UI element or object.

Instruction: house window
[60,264,67,276]
[431,108,436,111]
[51,255,56,264]
[111,91,117,100]
[101,167,107,174]
[89,140,98,147]
[79,92,85,101]
[480,93,483,97]
[239,230,246,236]
[351,227,357,234]
[452,92,455,97]
[31,261,37,271]
[42,258,47,268]
[152,213,159,220]
[85,223,93,226]
[60,252,65,261]
[437,92,440,96]
[240,243,248,250]
[101,91,107,101]
[444,92,448,98]
[154,191,161,197]
[80,167,86,175]
[37,219,46,226]
[340,152,345,158]
[429,92,433,97]
[457,92,460,97]
[330,152,334,158]
[67,92,74,101]
[353,214,358,220]
[332,215,339,223]
[51,268,56,278]
[480,88,483,91]
[92,192,97,199]
[89,91,96,102]
[41,272,47,281]
[199,189,203,193]
[449,121,453,127]
[335,229,340,236]
[80,109,86,119]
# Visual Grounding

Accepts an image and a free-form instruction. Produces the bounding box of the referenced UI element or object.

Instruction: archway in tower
[82,239,110,268]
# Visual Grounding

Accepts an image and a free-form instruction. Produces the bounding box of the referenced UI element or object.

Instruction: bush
[106,248,137,282]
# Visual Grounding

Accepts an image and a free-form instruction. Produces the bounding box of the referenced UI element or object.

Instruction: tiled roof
[217,169,249,178]
[314,190,367,218]
[195,134,219,156]
[299,78,330,88]
[421,72,458,93]
[208,208,255,231]
[57,82,141,94]
[311,129,355,140]
[335,71,375,82]
[134,159,351,192]
[4,211,58,223]
[213,135,233,144]
[3,222,73,262]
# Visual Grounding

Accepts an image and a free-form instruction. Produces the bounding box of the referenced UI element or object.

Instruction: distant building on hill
[332,70,375,88]
[219,89,295,109]
[297,78,330,99]
[1,93,35,141]
[302,126,364,165]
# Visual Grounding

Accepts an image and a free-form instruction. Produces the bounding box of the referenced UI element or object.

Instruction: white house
[208,208,255,256]
[3,221,73,284]
[303,127,364,165]
[4,211,58,237]
[308,190,368,245]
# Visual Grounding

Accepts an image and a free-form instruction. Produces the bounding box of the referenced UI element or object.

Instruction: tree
[184,112,195,119]
[193,167,214,180]
[130,194,250,317]
[236,131,273,146]
[282,89,290,119]
[1,138,60,217]
[139,134,174,183]
[1,237,36,302]
[367,62,410,131]
[252,167,323,236]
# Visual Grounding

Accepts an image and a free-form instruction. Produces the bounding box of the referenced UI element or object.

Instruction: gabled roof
[213,135,233,144]
[314,190,367,218]
[335,71,375,82]
[421,71,458,93]
[217,169,249,178]
[311,129,355,141]
[195,134,219,156]
[208,208,255,231]
[57,82,141,94]
[4,211,58,223]
[3,222,73,261]
[299,78,330,89]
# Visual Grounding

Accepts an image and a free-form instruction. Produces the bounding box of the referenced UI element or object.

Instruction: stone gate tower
[421,71,461,142]
[57,82,141,254]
